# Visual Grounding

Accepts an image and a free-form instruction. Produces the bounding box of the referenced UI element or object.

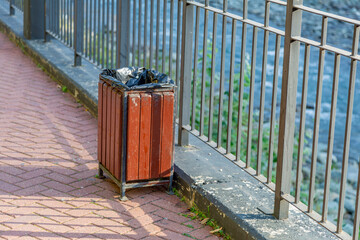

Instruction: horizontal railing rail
[7,0,360,238]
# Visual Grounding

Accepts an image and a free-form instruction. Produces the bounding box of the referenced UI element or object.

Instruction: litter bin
[97,67,176,200]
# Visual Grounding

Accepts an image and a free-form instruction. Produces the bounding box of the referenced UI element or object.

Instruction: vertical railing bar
[101,0,105,67]
[84,0,88,58]
[149,0,154,69]
[73,0,78,64]
[57,0,60,35]
[50,0,52,33]
[162,0,167,73]
[64,0,67,44]
[322,53,340,222]
[223,0,227,12]
[208,12,218,142]
[257,0,270,176]
[70,0,73,47]
[47,0,51,33]
[138,0,142,67]
[295,43,310,203]
[83,1,89,57]
[10,0,14,15]
[52,0,55,33]
[235,0,247,162]
[94,0,98,63]
[267,34,281,184]
[106,0,110,68]
[308,16,327,213]
[74,0,84,66]
[55,0,58,34]
[90,0,94,61]
[49,0,52,34]
[169,0,174,77]
[56,0,59,37]
[111,0,115,68]
[199,4,209,136]
[156,0,160,70]
[68,0,70,45]
[66,0,69,45]
[97,0,101,65]
[89,0,93,61]
[246,26,258,168]
[89,0,93,57]
[45,0,49,41]
[226,19,236,154]
[217,14,227,148]
[353,157,360,240]
[191,7,200,131]
[71,0,74,46]
[176,0,182,84]
[178,1,194,146]
[132,0,136,66]
[59,0,64,39]
[61,0,64,43]
[337,25,359,233]
[352,26,360,56]
[144,0,148,68]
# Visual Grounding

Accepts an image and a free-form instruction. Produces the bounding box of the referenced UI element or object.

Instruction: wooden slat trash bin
[98,68,176,200]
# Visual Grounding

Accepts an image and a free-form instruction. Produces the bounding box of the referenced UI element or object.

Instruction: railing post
[178,0,194,146]
[9,0,15,15]
[44,0,50,42]
[116,0,130,68]
[74,0,84,66]
[23,0,45,40]
[274,0,303,219]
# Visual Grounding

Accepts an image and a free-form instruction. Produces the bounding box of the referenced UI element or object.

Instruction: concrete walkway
[0,32,220,240]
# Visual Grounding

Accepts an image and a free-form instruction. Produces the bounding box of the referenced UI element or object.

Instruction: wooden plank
[110,90,116,175]
[97,81,103,165]
[106,85,112,170]
[160,92,174,177]
[101,83,107,168]
[138,93,152,180]
[126,94,141,181]
[150,93,163,178]
[114,93,122,179]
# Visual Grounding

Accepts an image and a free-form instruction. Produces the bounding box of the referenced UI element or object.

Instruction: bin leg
[119,184,128,201]
[98,163,105,179]
[167,175,174,195]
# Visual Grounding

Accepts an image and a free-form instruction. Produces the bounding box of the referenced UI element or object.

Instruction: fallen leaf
[201,218,209,224]
[210,227,222,234]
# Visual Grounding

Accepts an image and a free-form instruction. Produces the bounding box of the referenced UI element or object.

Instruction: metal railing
[12,0,360,239]
[44,0,182,72]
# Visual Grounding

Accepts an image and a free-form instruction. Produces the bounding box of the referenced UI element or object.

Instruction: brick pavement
[0,32,222,240]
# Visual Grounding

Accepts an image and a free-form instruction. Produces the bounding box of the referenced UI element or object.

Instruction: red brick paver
[0,32,222,240]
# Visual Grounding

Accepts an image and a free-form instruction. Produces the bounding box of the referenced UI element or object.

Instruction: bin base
[98,163,172,201]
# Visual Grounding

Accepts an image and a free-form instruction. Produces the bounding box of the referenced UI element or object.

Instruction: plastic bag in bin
[100,67,175,90]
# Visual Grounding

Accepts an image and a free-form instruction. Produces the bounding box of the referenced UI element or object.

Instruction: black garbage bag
[100,67,175,90]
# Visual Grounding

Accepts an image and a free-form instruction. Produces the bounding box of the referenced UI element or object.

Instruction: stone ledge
[0,5,340,240]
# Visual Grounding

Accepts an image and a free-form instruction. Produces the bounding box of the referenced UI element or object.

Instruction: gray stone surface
[173,133,339,240]
[0,4,341,240]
